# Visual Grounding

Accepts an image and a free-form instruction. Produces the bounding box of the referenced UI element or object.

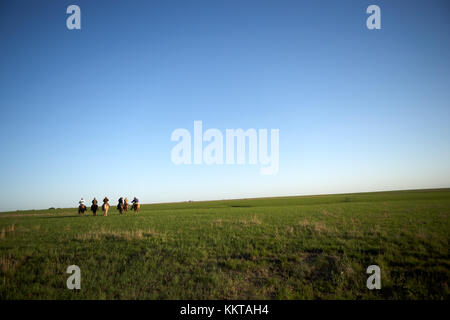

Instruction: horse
[117,202,124,215]
[91,204,98,216]
[78,204,88,215]
[102,197,110,216]
[132,203,140,214]
[124,198,129,212]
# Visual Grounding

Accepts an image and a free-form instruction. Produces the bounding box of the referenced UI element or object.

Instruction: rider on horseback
[117,197,124,209]
[131,197,140,213]
[78,198,86,214]
[102,197,109,210]
[91,197,99,215]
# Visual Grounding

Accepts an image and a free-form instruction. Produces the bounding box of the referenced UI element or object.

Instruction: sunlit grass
[0,189,449,299]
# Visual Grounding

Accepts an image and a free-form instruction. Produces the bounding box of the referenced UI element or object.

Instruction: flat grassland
[0,189,449,299]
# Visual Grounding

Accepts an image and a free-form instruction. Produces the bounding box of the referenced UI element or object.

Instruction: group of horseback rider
[78,196,140,216]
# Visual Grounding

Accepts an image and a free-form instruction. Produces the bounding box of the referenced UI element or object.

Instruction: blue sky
[0,0,449,211]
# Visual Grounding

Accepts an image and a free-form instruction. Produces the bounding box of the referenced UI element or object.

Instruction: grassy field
[0,189,449,300]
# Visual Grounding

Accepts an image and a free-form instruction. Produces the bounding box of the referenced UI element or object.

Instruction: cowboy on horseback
[124,198,129,212]
[117,197,124,214]
[78,198,87,215]
[102,197,109,208]
[91,197,99,216]
[102,196,110,216]
[131,197,140,213]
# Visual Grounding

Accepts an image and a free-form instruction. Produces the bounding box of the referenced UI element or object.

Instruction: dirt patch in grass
[239,216,262,226]
[0,224,17,240]
[0,255,29,274]
[297,219,329,233]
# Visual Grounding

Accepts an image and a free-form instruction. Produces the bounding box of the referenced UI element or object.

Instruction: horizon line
[1,187,449,214]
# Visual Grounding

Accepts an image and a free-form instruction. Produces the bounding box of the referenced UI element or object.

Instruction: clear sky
[0,0,449,211]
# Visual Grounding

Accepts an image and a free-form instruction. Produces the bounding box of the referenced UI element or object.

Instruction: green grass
[0,189,449,299]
